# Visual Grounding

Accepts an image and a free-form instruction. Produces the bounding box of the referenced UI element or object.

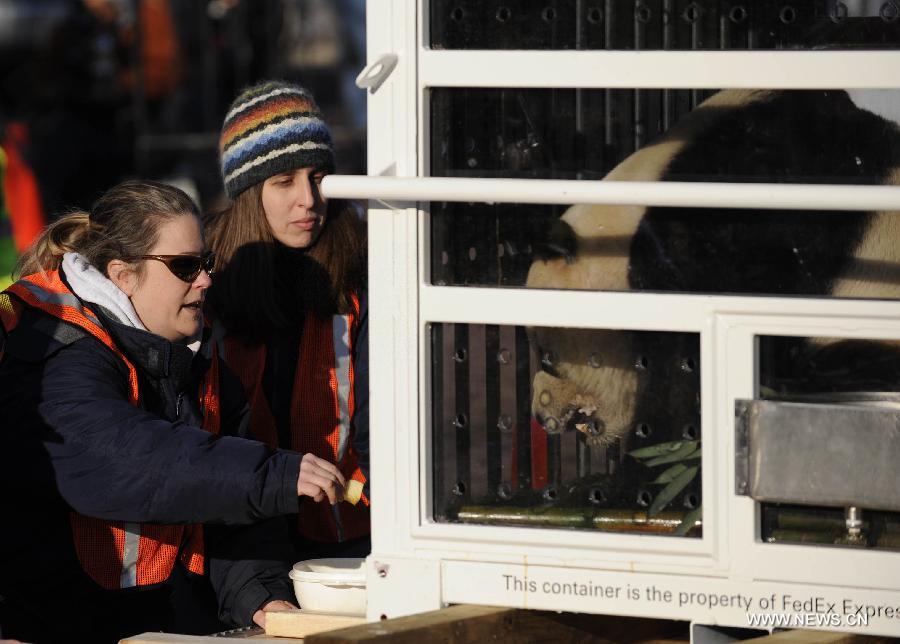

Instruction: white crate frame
[357,0,900,633]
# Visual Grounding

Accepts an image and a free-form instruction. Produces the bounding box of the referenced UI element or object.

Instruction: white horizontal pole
[419,285,900,330]
[419,50,900,89]
[323,175,900,211]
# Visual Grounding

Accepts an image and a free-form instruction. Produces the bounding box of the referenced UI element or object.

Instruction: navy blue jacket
[0,292,303,641]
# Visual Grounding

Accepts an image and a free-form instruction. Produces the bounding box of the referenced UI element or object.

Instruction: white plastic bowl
[289,557,367,616]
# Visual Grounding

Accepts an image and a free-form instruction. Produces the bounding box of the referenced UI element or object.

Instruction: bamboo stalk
[456,506,701,534]
[766,529,838,544]
[456,506,591,529]
[775,510,854,532]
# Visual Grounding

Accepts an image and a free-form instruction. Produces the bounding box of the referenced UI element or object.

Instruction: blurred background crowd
[0,0,367,286]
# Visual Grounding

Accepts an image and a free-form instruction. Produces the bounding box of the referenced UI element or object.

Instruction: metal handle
[321,175,900,211]
[356,53,399,94]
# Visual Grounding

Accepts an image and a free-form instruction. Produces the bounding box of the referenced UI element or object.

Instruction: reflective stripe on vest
[2,271,219,589]
[331,313,352,463]
[0,290,23,360]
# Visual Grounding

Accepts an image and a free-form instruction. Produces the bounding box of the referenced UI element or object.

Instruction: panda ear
[532,218,578,264]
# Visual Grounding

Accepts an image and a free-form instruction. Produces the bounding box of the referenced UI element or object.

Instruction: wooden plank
[741,630,896,643]
[306,604,508,644]
[265,610,366,639]
[304,604,687,644]
[120,633,303,643]
[121,633,239,643]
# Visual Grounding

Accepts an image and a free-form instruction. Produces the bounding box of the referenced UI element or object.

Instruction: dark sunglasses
[130,251,216,283]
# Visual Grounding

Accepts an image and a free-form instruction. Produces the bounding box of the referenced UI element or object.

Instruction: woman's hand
[297,453,346,504]
[252,600,299,628]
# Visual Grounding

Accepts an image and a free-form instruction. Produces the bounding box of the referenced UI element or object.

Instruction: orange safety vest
[0,271,220,589]
[2,122,46,254]
[216,297,369,543]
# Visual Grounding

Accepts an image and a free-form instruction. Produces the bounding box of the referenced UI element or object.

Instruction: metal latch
[356,53,399,94]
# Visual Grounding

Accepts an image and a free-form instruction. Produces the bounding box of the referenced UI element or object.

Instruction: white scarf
[62,252,147,330]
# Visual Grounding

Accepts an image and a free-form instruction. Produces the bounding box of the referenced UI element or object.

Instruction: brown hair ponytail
[16,212,93,277]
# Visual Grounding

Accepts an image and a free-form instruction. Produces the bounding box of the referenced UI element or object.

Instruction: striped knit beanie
[219,80,335,199]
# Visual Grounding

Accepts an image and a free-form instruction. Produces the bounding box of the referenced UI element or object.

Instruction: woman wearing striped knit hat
[206,80,370,560]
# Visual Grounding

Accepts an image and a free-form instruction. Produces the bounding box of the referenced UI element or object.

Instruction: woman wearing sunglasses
[205,81,370,560]
[0,180,346,643]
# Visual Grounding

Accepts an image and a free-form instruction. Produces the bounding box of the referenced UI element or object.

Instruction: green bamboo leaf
[652,463,688,485]
[644,441,699,468]
[628,440,691,459]
[674,507,703,536]
[648,466,698,517]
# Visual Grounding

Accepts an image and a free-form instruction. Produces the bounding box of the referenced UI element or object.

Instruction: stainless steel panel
[735,398,900,512]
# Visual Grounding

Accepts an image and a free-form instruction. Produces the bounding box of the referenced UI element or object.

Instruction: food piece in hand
[343,479,364,505]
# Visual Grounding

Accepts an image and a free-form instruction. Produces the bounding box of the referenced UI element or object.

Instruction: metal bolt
[845,506,863,538]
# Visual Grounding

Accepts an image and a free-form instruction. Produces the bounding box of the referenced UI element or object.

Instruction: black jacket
[0,292,302,642]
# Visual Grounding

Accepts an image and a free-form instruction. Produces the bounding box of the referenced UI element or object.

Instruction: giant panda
[526,89,900,452]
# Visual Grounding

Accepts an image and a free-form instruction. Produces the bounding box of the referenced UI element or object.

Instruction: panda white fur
[526,89,900,447]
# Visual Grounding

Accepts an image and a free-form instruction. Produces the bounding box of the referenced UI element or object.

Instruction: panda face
[529,326,640,446]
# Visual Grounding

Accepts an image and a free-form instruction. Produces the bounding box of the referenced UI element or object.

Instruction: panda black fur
[526,89,900,448]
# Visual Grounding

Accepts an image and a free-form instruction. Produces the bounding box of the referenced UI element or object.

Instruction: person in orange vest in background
[0,180,348,643]
[0,122,47,289]
[205,80,370,560]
